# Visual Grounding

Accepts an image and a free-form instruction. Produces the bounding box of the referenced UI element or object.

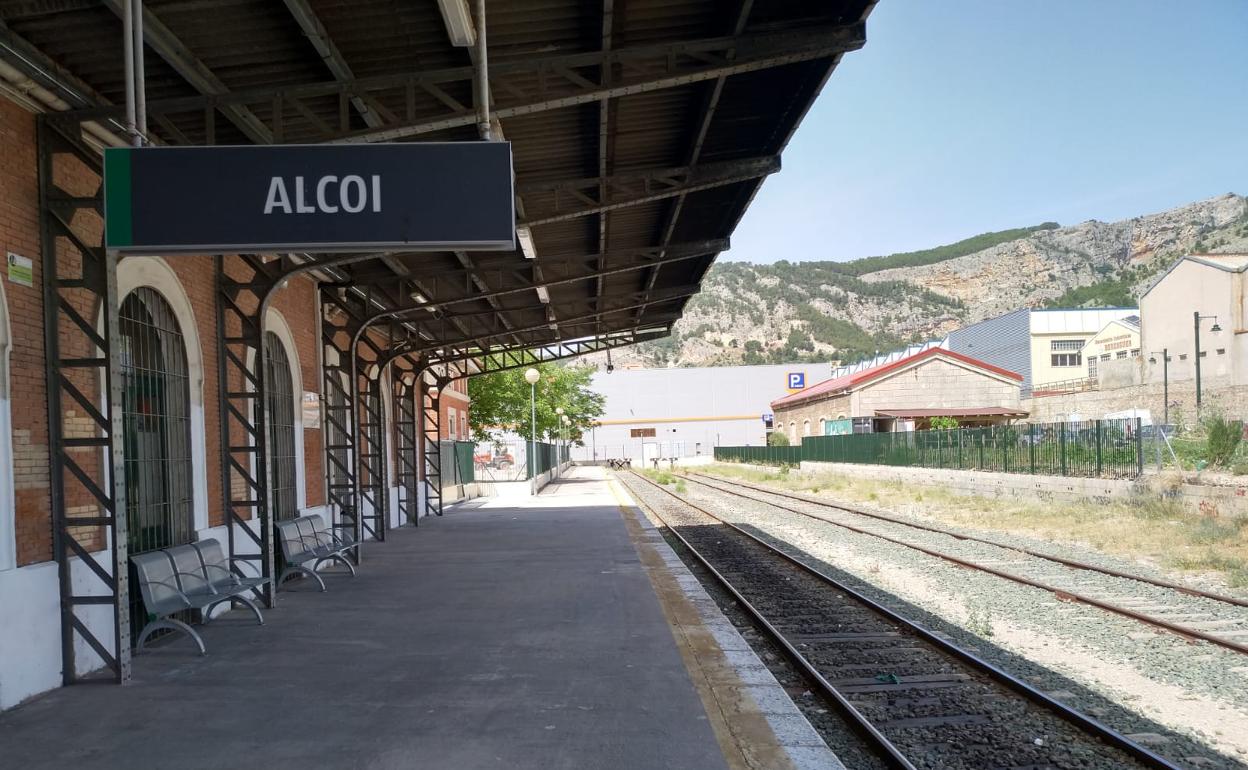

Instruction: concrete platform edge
[607,477,847,770]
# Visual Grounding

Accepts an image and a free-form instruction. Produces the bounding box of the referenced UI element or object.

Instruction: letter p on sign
[787,372,805,390]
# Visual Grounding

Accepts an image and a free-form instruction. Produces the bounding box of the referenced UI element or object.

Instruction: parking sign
[787,372,805,391]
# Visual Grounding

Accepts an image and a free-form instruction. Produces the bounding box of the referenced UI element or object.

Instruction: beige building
[946,307,1139,393]
[1082,315,1141,387]
[1140,254,1248,388]
[771,348,1025,439]
[1027,308,1140,389]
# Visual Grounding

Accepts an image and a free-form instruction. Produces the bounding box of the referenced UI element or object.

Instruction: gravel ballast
[618,472,1209,770]
[639,471,1248,768]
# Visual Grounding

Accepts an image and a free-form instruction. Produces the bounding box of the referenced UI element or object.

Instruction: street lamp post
[1193,312,1223,415]
[555,407,564,479]
[524,368,540,494]
[561,414,570,471]
[1148,349,1170,426]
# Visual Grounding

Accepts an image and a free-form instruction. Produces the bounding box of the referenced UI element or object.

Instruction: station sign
[103,142,515,254]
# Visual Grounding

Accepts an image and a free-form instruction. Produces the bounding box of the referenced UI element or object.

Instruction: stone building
[770,348,1025,441]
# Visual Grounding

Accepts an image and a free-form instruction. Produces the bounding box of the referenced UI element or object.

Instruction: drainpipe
[474,0,491,141]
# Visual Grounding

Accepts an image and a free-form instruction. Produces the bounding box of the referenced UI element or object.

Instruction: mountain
[608,193,1248,368]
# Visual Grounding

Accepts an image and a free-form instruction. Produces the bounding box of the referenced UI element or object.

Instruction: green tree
[767,430,790,446]
[467,363,605,445]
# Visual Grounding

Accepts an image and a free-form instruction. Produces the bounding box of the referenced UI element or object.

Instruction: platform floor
[0,467,732,770]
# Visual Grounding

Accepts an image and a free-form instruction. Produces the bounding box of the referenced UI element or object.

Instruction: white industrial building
[576,363,830,464]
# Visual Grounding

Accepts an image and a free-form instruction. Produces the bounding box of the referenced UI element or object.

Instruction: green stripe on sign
[103,148,132,249]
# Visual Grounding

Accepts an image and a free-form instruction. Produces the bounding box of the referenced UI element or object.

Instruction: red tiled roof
[873,407,1028,418]
[771,348,1022,409]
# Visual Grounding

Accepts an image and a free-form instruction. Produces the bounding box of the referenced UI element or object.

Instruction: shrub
[1204,413,1243,467]
[929,416,959,430]
[767,431,790,447]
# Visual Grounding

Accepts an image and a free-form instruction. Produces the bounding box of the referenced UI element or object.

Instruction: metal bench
[130,538,270,656]
[275,514,358,592]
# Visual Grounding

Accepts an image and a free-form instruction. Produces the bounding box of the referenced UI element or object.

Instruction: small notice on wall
[302,391,321,429]
[7,252,32,287]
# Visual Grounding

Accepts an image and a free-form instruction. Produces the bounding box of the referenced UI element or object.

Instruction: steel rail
[691,472,1248,609]
[618,475,916,770]
[622,470,1185,770]
[685,472,1248,656]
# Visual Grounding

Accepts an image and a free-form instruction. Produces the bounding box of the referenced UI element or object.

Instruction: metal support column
[422,378,443,517]
[319,286,362,553]
[394,371,420,527]
[38,118,131,683]
[357,366,389,541]
[215,254,277,606]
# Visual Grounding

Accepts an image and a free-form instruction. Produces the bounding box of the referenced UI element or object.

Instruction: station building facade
[770,348,1025,437]
[0,97,465,709]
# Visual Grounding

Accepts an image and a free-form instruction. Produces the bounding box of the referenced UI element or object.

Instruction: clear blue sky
[725,0,1248,264]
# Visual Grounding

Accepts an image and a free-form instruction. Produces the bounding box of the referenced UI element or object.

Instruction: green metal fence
[716,419,1144,478]
[440,440,476,487]
[528,440,571,478]
[713,445,803,465]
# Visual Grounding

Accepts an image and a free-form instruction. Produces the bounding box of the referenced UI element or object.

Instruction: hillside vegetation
[604,193,1248,369]
[830,222,1059,276]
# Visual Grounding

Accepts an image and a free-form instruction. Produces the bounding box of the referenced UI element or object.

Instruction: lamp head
[1211,322,1223,333]
[428,385,439,399]
[524,368,540,385]
[1148,356,1156,364]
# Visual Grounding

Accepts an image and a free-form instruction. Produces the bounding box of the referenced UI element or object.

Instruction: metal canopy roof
[1,0,875,366]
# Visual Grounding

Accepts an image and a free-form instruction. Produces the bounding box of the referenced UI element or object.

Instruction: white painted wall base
[0,560,61,710]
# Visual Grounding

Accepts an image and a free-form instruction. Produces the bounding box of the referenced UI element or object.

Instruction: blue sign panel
[787,372,805,390]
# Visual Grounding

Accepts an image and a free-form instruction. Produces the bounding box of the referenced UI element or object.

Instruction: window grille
[1050,339,1084,352]
[119,287,193,636]
[263,332,298,521]
[1050,353,1082,367]
[1087,356,1098,378]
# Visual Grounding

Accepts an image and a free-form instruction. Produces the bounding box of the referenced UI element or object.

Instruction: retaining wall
[796,461,1248,519]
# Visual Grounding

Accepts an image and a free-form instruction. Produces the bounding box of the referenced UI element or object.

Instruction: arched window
[120,287,193,555]
[264,331,298,521]
[120,288,193,637]
[802,420,811,437]
[818,418,826,435]
[788,421,796,442]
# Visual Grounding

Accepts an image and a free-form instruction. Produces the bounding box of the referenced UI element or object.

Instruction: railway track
[618,470,1187,770]
[683,471,1248,655]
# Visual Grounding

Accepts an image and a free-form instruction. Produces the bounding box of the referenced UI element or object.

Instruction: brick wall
[1,100,336,564]
[3,100,51,565]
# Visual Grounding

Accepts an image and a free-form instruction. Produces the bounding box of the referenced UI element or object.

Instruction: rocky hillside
[611,193,1248,368]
